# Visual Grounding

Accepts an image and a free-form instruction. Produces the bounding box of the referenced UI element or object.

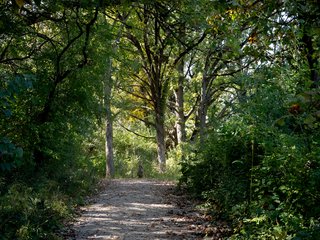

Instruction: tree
[111,2,179,172]
[180,1,320,238]
[104,47,115,178]
[102,11,129,178]
[286,0,320,87]
[0,1,100,170]
[186,0,286,142]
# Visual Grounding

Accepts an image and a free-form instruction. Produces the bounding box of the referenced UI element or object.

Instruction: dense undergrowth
[180,69,320,239]
[0,150,99,240]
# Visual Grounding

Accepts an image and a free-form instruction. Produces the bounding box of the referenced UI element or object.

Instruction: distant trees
[109,1,207,171]
[2,0,318,175]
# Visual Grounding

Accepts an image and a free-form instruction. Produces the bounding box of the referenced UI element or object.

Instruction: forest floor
[64,179,231,240]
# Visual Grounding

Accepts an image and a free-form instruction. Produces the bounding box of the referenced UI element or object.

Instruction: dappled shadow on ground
[66,179,230,240]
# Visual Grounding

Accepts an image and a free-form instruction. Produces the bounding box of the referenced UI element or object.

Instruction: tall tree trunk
[103,15,128,178]
[104,56,115,178]
[175,58,186,144]
[175,25,187,144]
[194,53,214,143]
[34,81,57,167]
[198,73,209,143]
[155,107,166,172]
[302,33,319,88]
[154,75,167,172]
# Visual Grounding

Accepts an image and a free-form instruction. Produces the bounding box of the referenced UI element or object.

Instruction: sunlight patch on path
[69,179,199,240]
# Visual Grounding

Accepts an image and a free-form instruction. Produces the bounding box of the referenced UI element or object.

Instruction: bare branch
[116,120,155,139]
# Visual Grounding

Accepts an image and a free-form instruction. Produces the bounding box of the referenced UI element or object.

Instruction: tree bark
[196,52,212,143]
[198,74,209,144]
[105,116,114,177]
[175,58,186,144]
[192,52,220,143]
[155,108,166,172]
[104,56,115,178]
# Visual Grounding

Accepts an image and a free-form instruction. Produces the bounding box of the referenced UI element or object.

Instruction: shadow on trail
[69,179,199,240]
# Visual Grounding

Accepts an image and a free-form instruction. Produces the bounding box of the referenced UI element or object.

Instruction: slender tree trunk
[105,115,114,177]
[103,15,128,178]
[175,58,186,144]
[104,56,115,178]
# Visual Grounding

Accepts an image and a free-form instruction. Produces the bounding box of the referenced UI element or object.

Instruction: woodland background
[0,0,319,239]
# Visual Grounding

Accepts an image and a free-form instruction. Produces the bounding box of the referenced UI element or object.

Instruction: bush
[0,183,69,240]
[180,69,320,239]
[0,131,100,240]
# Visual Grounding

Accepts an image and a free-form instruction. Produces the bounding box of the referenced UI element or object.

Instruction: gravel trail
[68,179,206,240]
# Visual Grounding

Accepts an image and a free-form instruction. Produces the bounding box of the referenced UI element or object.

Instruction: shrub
[180,69,320,239]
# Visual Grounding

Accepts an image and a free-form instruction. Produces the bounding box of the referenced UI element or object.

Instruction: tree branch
[116,120,155,139]
[173,32,207,66]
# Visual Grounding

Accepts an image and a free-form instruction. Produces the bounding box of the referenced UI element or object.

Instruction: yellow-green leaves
[15,0,24,9]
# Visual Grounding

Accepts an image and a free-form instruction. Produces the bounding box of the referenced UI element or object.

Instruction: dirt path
[66,179,230,240]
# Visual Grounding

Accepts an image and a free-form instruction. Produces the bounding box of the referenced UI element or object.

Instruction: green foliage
[0,137,23,171]
[162,145,184,180]
[113,125,157,178]
[0,6,104,239]
[1,0,319,239]
[0,183,69,240]
[0,150,99,239]
[88,122,182,180]
[180,67,320,239]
